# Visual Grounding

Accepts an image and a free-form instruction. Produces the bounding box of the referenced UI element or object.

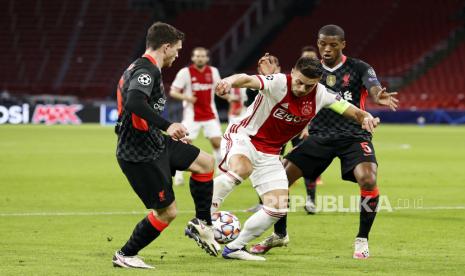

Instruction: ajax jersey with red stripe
[172,65,221,122]
[225,73,343,155]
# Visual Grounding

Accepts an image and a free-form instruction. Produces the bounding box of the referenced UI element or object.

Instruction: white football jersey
[224,73,344,154]
[171,65,221,122]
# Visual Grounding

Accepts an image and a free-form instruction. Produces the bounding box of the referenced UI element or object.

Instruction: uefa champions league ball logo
[138,74,152,86]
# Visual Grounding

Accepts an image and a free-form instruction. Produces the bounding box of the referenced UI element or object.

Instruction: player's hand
[186,95,197,103]
[179,136,192,144]
[167,123,189,140]
[376,87,399,111]
[215,80,232,96]
[227,93,240,102]
[362,117,381,133]
[299,127,309,140]
[257,53,279,75]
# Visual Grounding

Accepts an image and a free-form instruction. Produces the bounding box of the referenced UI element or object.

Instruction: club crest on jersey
[326,74,336,87]
[301,101,313,116]
[138,74,152,86]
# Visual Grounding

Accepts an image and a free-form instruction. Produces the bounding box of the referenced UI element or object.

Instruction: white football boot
[304,196,317,215]
[185,218,221,256]
[112,251,154,269]
[353,237,370,259]
[250,232,289,254]
[222,246,266,261]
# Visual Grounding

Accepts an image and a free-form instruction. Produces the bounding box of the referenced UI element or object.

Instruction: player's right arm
[216,53,279,96]
[125,69,187,139]
[215,74,262,96]
[340,105,380,133]
[318,87,380,133]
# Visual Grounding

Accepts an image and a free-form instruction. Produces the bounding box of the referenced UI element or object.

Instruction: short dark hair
[318,24,345,40]
[269,55,280,66]
[294,57,323,79]
[191,47,210,57]
[301,45,317,54]
[146,22,185,50]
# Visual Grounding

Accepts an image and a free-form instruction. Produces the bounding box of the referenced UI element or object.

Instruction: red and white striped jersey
[224,73,343,155]
[171,65,221,122]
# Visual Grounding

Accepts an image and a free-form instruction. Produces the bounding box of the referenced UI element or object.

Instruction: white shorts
[183,119,222,140]
[220,133,288,196]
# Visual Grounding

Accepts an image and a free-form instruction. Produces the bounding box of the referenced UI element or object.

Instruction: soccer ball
[211,211,241,244]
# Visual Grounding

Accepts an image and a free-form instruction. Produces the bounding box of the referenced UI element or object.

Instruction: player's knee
[157,207,177,223]
[231,163,252,179]
[197,153,215,173]
[358,172,377,190]
[210,137,221,149]
[263,190,288,210]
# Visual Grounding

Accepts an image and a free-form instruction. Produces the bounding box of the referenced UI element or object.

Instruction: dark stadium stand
[397,41,465,110]
[0,0,80,93]
[359,0,463,77]
[244,0,463,77]
[1,0,464,110]
[0,0,152,98]
[0,0,253,99]
[244,0,464,109]
[61,1,152,98]
[164,1,252,83]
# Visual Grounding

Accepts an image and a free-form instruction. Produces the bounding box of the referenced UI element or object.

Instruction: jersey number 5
[360,142,373,154]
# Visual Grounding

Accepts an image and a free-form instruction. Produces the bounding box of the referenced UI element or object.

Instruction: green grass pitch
[1,124,465,275]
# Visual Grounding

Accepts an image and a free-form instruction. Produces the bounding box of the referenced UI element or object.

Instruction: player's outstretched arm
[341,105,380,133]
[369,86,399,111]
[215,74,261,96]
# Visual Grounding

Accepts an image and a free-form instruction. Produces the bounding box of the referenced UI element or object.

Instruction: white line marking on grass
[376,142,412,150]
[0,206,464,217]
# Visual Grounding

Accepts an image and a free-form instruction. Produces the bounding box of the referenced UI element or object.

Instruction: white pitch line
[0,206,464,217]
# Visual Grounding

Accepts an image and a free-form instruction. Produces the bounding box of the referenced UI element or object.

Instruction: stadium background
[1,0,465,275]
[1,0,465,124]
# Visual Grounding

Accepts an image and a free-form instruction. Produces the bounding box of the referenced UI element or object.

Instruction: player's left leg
[223,155,288,261]
[223,189,287,261]
[174,120,201,186]
[166,138,219,256]
[203,119,223,169]
[113,206,175,269]
[184,151,221,256]
[114,157,177,268]
[340,140,379,259]
[251,137,334,254]
[209,136,222,168]
[290,136,319,214]
[303,178,318,214]
[353,162,378,259]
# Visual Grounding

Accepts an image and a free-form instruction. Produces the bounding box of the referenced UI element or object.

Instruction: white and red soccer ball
[211,211,241,244]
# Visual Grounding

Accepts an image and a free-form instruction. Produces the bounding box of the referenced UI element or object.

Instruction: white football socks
[213,148,222,169]
[227,205,287,250]
[211,171,243,213]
